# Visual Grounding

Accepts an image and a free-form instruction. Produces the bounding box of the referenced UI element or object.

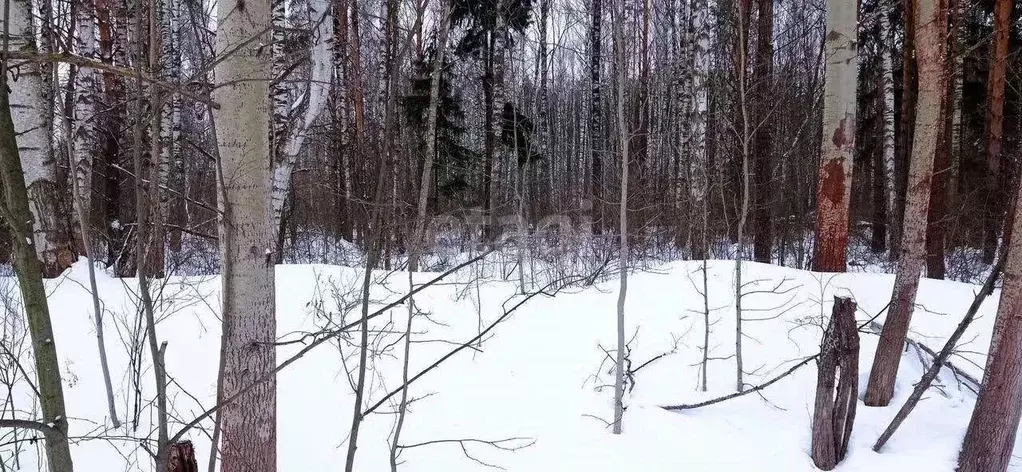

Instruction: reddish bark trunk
[925,0,956,280]
[865,0,947,407]
[983,0,1012,263]
[958,146,1022,472]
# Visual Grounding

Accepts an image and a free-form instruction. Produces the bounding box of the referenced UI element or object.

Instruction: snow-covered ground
[2,259,1016,471]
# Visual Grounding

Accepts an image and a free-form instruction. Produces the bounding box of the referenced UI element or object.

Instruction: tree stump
[811,296,859,470]
[168,441,198,472]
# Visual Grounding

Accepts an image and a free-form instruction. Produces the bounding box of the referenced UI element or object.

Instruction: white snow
[2,258,1018,470]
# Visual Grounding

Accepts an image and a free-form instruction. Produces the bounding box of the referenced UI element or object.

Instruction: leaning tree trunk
[270,0,334,242]
[865,0,947,407]
[813,0,858,273]
[957,136,1022,472]
[5,0,73,277]
[212,1,276,471]
[0,72,74,472]
[982,0,1012,264]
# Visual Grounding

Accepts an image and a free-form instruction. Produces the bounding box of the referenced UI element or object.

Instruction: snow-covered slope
[2,260,1015,471]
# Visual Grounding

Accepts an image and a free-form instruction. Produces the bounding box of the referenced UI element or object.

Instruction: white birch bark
[270,0,335,231]
[687,0,709,214]
[880,2,897,250]
[6,0,71,275]
[213,1,276,470]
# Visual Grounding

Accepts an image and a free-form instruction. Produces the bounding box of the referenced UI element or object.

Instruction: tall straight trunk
[212,1,276,471]
[0,74,74,472]
[482,1,506,241]
[892,0,917,260]
[958,151,1022,472]
[688,0,709,258]
[925,0,956,280]
[611,0,628,434]
[879,3,896,252]
[752,0,773,264]
[983,0,1012,263]
[813,0,858,272]
[865,0,947,407]
[74,0,102,254]
[590,0,603,234]
[137,3,169,465]
[6,0,73,277]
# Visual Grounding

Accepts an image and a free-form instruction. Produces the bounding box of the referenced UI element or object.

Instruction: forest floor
[3,258,1016,471]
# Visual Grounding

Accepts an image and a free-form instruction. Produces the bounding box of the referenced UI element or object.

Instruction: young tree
[611,0,627,435]
[212,1,276,471]
[813,0,858,272]
[865,0,947,407]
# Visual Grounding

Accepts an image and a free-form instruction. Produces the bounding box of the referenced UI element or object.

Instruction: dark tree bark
[590,0,603,234]
[982,0,1012,264]
[752,0,773,264]
[925,0,957,280]
[811,297,859,471]
[891,0,917,261]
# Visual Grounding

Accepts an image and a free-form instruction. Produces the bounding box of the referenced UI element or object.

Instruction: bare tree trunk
[751,0,773,264]
[270,0,334,239]
[590,0,603,235]
[811,297,859,470]
[813,0,858,273]
[891,0,916,261]
[612,0,627,434]
[688,0,709,259]
[982,0,1012,264]
[880,3,896,252]
[0,61,74,472]
[865,0,946,407]
[958,150,1022,472]
[390,2,452,470]
[6,0,73,277]
[925,0,956,280]
[212,1,276,471]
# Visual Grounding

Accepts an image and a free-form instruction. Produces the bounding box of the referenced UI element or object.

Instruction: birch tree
[865,0,946,407]
[270,0,334,240]
[813,0,857,273]
[0,4,74,470]
[687,0,709,259]
[5,0,72,277]
[212,0,277,470]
